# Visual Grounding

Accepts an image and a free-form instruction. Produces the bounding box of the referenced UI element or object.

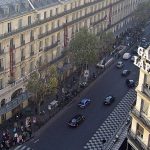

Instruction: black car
[122,70,131,77]
[104,95,115,105]
[68,114,85,127]
[126,79,135,88]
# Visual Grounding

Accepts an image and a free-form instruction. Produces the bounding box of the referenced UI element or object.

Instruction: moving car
[123,53,131,60]
[122,70,131,77]
[104,95,115,105]
[126,79,135,88]
[96,59,105,69]
[68,114,85,127]
[116,61,123,68]
[78,98,91,108]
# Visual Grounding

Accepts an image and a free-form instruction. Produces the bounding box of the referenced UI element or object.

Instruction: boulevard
[26,53,139,150]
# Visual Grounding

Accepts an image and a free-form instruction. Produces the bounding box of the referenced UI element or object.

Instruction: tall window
[39,26,43,35]
[30,61,34,72]
[0,79,3,90]
[136,124,144,139]
[45,38,49,47]
[0,59,3,68]
[64,5,67,11]
[37,14,40,21]
[56,8,58,15]
[50,10,53,17]
[39,41,43,49]
[141,100,149,115]
[8,22,11,33]
[51,35,55,44]
[45,24,49,32]
[18,19,22,28]
[10,38,14,47]
[44,11,47,19]
[21,67,25,77]
[28,16,31,25]
[20,34,24,44]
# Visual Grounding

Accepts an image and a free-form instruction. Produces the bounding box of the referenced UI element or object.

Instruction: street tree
[26,72,47,114]
[98,31,115,58]
[69,28,99,72]
[46,64,59,95]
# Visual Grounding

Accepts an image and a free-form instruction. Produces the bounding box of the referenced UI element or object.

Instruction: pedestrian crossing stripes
[84,88,137,150]
[14,145,33,150]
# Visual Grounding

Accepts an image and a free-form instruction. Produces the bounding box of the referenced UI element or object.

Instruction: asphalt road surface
[23,53,139,150]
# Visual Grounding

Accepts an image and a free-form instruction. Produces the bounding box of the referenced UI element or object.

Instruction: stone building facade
[0,0,145,124]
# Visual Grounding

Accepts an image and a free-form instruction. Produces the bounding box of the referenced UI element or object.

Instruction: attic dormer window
[15,4,20,12]
[4,7,10,15]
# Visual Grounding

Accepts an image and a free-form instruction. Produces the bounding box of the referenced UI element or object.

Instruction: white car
[123,53,131,60]
[96,60,105,69]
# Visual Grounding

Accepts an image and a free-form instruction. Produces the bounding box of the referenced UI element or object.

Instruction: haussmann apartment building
[0,0,146,124]
[127,45,150,149]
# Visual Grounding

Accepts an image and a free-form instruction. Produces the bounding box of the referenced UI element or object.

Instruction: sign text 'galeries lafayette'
[134,46,150,73]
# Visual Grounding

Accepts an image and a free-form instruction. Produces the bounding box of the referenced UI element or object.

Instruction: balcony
[21,40,25,46]
[0,0,124,41]
[30,51,34,56]
[30,36,34,42]
[0,92,31,116]
[38,26,63,39]
[128,130,149,150]
[10,44,15,49]
[44,41,58,52]
[0,67,4,73]
[132,108,150,129]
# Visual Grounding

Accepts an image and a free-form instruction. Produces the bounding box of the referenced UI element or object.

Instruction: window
[20,34,24,44]
[57,20,60,27]
[57,33,60,41]
[141,100,149,115]
[0,79,3,90]
[136,124,144,139]
[30,61,34,72]
[39,41,43,51]
[51,35,55,44]
[56,8,58,15]
[45,38,49,47]
[0,59,3,68]
[37,14,40,20]
[18,19,22,28]
[45,24,49,32]
[51,22,54,29]
[21,67,25,77]
[21,49,24,57]
[64,5,67,11]
[10,38,14,48]
[28,16,31,25]
[39,26,43,35]
[50,10,53,17]
[8,22,11,33]
[44,11,47,19]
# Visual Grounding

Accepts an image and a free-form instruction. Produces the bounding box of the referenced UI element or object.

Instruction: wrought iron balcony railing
[128,130,149,150]
[44,41,58,52]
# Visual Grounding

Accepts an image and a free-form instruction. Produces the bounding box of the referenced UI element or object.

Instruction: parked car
[68,114,85,127]
[104,95,115,105]
[116,61,123,68]
[78,98,91,108]
[122,70,131,77]
[123,53,131,60]
[96,59,105,69]
[126,79,135,88]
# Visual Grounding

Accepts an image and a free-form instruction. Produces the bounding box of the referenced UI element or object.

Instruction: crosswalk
[84,88,137,150]
[13,145,33,150]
